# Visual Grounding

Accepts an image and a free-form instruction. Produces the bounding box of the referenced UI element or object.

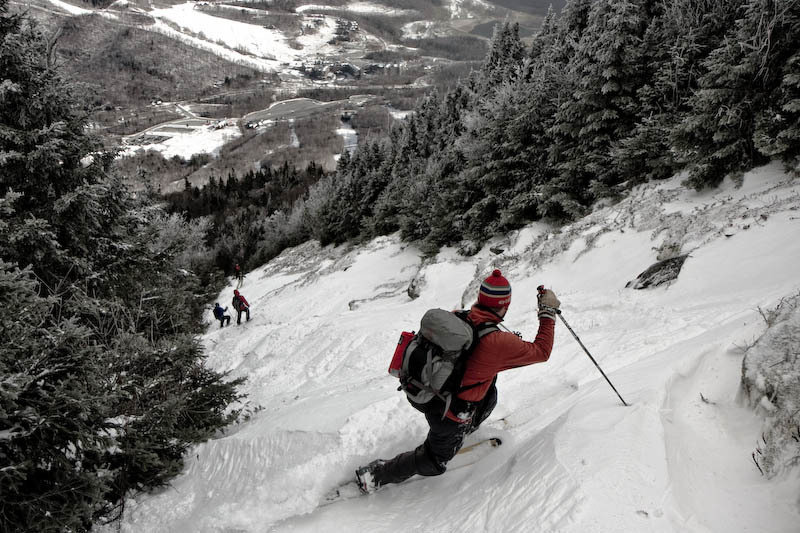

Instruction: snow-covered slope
[147,2,340,68]
[112,164,800,532]
[41,0,507,75]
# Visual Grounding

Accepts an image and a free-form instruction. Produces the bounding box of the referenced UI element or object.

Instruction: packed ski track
[110,164,800,532]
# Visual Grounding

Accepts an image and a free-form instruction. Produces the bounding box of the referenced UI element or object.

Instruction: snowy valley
[18,0,551,186]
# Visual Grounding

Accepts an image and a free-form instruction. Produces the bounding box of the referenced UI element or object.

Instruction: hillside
[12,0,555,187]
[106,164,800,532]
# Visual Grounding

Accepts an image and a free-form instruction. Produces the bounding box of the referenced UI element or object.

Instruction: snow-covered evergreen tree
[753,0,800,171]
[548,0,651,212]
[676,0,797,188]
[475,22,525,96]
[297,0,799,254]
[0,257,113,530]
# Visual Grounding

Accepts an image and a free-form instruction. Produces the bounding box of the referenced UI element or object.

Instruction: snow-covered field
[42,0,497,72]
[44,0,91,15]
[335,121,358,159]
[109,164,800,532]
[37,0,464,162]
[121,122,242,161]
[42,0,365,73]
[296,2,418,17]
[149,2,338,65]
[448,0,494,19]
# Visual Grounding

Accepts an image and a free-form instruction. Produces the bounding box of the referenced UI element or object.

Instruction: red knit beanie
[478,269,511,308]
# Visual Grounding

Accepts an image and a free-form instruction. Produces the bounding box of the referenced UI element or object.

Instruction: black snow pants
[371,382,498,488]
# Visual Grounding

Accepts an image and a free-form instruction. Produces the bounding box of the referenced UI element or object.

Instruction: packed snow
[296,2,418,16]
[121,123,242,161]
[148,2,338,64]
[335,120,358,158]
[105,163,800,532]
[402,20,451,40]
[44,0,91,15]
[447,0,494,19]
[43,0,119,19]
[142,18,283,72]
[388,108,413,120]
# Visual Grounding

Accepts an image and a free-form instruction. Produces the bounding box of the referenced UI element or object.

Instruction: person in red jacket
[232,289,250,324]
[356,269,560,493]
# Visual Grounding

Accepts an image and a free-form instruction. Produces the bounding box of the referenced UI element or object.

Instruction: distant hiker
[356,269,560,494]
[232,289,250,324]
[235,263,243,287]
[213,302,231,328]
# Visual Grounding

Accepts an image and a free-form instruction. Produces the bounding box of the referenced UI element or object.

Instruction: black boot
[373,449,418,486]
[357,448,419,493]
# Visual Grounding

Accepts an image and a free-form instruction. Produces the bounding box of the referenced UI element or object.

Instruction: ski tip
[490,437,502,446]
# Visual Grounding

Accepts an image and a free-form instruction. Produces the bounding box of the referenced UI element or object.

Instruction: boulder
[626,254,689,289]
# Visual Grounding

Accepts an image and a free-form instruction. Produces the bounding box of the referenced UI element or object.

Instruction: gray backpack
[389,309,498,415]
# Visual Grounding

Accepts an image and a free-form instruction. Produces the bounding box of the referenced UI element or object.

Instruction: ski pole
[538,286,629,407]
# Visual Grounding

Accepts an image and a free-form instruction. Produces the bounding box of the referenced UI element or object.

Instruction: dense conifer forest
[164,163,326,273]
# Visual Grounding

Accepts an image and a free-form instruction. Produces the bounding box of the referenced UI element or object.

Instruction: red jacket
[457,305,555,405]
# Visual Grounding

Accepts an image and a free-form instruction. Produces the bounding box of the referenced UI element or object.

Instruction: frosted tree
[547,0,651,215]
[676,0,798,188]
[0,213,114,531]
[742,293,800,478]
[753,0,800,170]
[548,0,594,65]
[475,22,526,95]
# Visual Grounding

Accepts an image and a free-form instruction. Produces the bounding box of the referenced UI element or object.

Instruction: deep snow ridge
[462,164,800,299]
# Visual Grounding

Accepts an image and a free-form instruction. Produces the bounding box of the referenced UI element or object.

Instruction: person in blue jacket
[213,302,231,328]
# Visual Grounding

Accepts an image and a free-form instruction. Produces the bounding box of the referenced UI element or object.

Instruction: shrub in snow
[741,293,800,478]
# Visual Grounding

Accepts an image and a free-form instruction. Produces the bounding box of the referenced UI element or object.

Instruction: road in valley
[242,95,376,126]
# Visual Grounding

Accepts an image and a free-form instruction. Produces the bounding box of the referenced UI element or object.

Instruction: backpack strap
[453,310,499,337]
[475,321,499,338]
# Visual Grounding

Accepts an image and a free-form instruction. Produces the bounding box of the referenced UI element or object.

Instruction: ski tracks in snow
[661,334,800,532]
